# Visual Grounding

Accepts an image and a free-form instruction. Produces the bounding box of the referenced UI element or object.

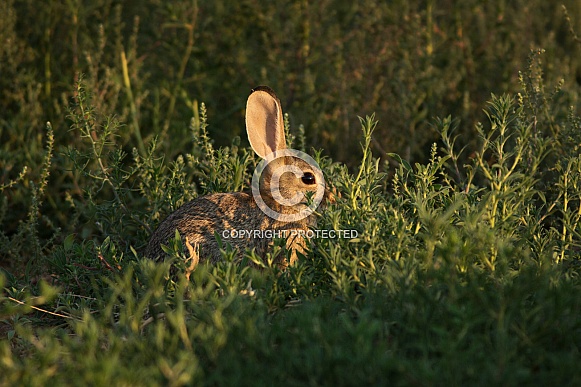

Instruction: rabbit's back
[146,192,260,262]
[145,192,311,264]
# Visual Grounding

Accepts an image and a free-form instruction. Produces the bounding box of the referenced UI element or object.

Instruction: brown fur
[145,86,331,267]
[145,190,324,266]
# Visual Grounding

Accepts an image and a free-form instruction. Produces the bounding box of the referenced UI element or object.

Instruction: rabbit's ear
[246,86,286,158]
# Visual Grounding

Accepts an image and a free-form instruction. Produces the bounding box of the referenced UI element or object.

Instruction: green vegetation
[2,1,581,385]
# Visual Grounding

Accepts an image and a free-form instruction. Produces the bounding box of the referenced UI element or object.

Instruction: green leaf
[63,234,75,251]
[387,153,412,171]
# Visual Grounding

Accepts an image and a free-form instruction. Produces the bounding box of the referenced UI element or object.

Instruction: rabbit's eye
[301,172,316,185]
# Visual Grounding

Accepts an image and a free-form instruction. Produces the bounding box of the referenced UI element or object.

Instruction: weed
[2,1,581,385]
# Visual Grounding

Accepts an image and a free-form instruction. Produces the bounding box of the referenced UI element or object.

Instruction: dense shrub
[1,1,581,385]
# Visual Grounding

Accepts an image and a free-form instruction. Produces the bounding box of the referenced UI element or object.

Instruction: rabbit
[145,86,332,268]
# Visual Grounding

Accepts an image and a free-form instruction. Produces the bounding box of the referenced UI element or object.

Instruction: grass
[2,1,581,385]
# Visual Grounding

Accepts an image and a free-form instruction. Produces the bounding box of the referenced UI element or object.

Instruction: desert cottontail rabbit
[145,86,332,267]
